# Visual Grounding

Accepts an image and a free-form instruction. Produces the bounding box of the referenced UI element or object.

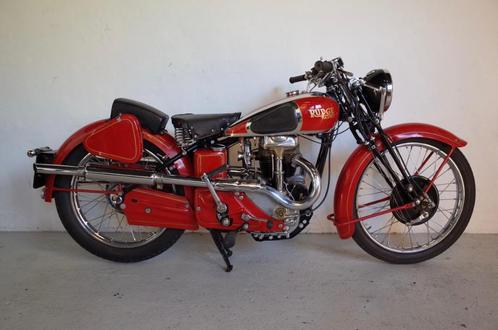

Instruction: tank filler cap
[286,90,300,97]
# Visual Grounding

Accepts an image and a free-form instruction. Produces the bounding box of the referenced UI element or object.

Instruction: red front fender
[333,123,467,239]
[43,120,193,202]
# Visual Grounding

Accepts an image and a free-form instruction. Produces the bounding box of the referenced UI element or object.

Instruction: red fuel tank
[225,93,339,137]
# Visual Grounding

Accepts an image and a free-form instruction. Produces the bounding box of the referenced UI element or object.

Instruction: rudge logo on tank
[308,106,334,119]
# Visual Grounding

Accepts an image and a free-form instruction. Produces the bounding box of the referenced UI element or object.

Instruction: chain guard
[251,210,313,241]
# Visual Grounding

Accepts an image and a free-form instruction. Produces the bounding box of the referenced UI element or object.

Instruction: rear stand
[209,230,237,272]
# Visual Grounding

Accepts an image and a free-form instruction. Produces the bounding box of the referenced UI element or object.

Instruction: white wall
[1,0,497,232]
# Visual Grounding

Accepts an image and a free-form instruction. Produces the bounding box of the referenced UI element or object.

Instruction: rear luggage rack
[27,147,56,188]
[27,146,53,158]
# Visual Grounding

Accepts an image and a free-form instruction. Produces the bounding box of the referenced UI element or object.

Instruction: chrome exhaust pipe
[33,164,85,177]
[212,157,321,210]
[34,156,321,210]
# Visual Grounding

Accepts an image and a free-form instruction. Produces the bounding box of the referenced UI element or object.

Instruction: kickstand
[210,230,234,272]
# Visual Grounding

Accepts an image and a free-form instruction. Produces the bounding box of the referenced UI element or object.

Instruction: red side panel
[84,114,143,164]
[295,96,339,133]
[124,188,198,230]
[333,123,467,239]
[194,189,284,232]
[43,120,193,202]
[194,149,227,178]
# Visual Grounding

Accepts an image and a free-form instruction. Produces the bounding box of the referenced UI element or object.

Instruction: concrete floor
[0,233,497,330]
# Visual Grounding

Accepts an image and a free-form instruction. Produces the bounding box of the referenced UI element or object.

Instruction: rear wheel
[54,143,184,262]
[352,138,475,263]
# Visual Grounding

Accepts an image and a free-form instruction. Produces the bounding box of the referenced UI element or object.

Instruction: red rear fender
[333,123,466,239]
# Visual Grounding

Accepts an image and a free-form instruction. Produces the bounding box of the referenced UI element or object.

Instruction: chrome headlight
[362,69,393,114]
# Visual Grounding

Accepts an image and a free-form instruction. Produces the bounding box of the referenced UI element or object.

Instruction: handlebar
[289,57,345,84]
[289,74,307,84]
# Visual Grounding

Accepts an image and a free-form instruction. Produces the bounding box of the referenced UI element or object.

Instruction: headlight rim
[362,69,393,113]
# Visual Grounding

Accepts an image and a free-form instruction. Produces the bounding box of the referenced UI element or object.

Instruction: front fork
[349,117,430,207]
[315,133,333,176]
[308,121,447,227]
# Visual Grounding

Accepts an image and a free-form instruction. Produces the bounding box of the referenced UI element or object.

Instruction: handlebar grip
[289,74,307,83]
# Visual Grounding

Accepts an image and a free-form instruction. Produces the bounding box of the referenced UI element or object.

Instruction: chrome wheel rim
[70,149,168,248]
[356,142,465,254]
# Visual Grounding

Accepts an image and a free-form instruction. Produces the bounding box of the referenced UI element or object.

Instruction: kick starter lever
[201,173,232,227]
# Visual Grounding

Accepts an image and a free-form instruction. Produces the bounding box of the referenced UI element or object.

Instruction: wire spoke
[114,211,124,232]
[358,196,391,208]
[357,190,391,197]
[429,166,452,184]
[369,216,396,235]
[437,208,452,221]
[425,222,432,243]
[365,171,391,191]
[359,180,391,195]
[79,194,106,206]
[129,223,137,241]
[407,225,414,249]
[95,203,111,232]
[86,206,112,223]
[405,146,413,169]
[418,157,439,176]
[380,216,396,244]
[360,201,390,214]
[80,198,108,214]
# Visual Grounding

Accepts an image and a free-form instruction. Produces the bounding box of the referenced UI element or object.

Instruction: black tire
[54,143,184,263]
[352,138,475,264]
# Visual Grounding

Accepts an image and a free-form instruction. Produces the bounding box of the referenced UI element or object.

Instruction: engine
[171,124,318,238]
[231,135,311,236]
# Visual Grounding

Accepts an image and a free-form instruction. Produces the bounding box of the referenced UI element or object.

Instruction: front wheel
[352,138,475,264]
[54,143,184,262]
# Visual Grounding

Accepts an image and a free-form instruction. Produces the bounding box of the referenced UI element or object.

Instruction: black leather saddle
[110,98,169,134]
[171,113,241,139]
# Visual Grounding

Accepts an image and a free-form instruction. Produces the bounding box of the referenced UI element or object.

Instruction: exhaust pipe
[34,157,321,210]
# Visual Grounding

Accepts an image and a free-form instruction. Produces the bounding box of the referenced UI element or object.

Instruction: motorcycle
[27,57,475,271]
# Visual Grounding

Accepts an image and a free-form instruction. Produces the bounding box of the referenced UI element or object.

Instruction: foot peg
[210,230,237,272]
